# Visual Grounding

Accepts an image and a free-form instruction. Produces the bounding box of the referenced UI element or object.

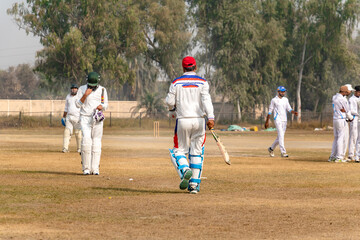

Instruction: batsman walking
[76,72,108,175]
[166,56,215,194]
[265,86,298,157]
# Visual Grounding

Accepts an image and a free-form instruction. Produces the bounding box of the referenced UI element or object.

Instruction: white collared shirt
[76,85,108,116]
[268,95,292,122]
[332,93,352,120]
[165,72,214,119]
[64,93,80,117]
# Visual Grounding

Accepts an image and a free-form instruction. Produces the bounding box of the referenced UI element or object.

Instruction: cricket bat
[209,128,231,165]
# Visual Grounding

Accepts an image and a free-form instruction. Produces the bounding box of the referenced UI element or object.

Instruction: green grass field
[1,127,360,239]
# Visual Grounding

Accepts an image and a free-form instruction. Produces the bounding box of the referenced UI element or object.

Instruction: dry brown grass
[1,128,360,239]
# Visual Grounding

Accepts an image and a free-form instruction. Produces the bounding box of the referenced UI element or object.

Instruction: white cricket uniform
[330,93,353,160]
[165,72,214,189]
[76,85,108,174]
[268,95,292,154]
[63,93,82,152]
[348,95,359,158]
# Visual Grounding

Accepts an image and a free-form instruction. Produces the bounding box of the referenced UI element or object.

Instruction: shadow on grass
[20,170,82,176]
[287,157,326,163]
[93,187,183,194]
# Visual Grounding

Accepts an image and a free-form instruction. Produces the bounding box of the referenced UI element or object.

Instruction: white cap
[345,84,355,92]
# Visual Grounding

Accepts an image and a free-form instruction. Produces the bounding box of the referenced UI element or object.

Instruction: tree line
[3,0,360,121]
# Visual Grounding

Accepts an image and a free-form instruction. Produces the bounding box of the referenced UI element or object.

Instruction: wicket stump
[154,121,160,137]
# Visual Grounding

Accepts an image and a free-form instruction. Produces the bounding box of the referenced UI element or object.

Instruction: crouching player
[76,72,108,175]
[165,56,215,194]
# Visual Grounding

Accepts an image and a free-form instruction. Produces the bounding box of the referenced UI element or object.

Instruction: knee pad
[92,137,102,153]
[169,149,189,179]
[63,128,72,150]
[189,147,204,189]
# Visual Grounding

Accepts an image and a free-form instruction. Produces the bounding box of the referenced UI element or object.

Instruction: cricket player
[329,85,354,162]
[166,56,215,194]
[348,86,360,161]
[265,86,298,157]
[76,72,108,175]
[343,84,354,159]
[62,84,82,153]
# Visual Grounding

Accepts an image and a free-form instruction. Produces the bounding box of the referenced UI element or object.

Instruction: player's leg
[330,120,338,162]
[270,120,281,152]
[74,118,82,153]
[348,120,357,160]
[356,121,360,162]
[90,121,103,175]
[343,122,349,158]
[80,116,93,174]
[173,118,192,190]
[62,117,74,153]
[278,121,288,157]
[335,120,346,161]
[188,118,206,194]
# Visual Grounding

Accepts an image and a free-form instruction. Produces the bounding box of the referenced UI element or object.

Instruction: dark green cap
[87,72,100,86]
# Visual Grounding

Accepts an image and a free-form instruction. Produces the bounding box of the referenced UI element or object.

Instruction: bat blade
[210,129,231,165]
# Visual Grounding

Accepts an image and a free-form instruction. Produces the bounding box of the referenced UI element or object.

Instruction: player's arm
[97,87,108,111]
[76,87,92,108]
[265,99,274,129]
[201,82,215,129]
[350,99,358,116]
[286,99,298,116]
[165,83,176,111]
[341,99,354,121]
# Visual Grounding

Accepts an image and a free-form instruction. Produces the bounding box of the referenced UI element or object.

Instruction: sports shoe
[189,184,199,194]
[355,159,360,163]
[281,153,289,158]
[268,147,274,157]
[347,156,355,162]
[62,148,69,153]
[328,156,336,162]
[335,158,348,163]
[77,148,81,153]
[83,170,91,175]
[93,172,99,175]
[179,169,192,190]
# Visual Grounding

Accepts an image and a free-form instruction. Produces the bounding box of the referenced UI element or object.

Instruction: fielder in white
[76,72,108,175]
[166,56,215,194]
[265,86,298,157]
[329,85,354,162]
[62,84,82,153]
[347,85,360,161]
[343,84,354,159]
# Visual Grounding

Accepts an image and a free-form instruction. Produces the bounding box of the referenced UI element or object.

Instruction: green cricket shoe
[179,169,193,190]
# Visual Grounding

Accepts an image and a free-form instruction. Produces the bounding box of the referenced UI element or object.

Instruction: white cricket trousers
[271,120,287,154]
[355,121,360,160]
[348,117,358,158]
[174,118,206,186]
[80,115,103,174]
[331,119,347,159]
[63,115,81,151]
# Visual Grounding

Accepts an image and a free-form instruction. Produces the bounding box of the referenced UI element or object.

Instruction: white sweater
[165,72,214,120]
[76,85,108,116]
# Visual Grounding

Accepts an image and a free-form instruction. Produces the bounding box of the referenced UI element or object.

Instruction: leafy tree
[0,64,38,99]
[8,0,147,98]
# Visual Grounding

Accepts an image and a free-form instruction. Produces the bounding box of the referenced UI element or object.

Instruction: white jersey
[64,93,80,117]
[349,95,360,118]
[165,72,214,120]
[76,85,108,116]
[268,95,292,122]
[332,93,352,120]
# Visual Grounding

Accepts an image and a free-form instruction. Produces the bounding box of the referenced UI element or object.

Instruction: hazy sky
[0,0,42,70]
